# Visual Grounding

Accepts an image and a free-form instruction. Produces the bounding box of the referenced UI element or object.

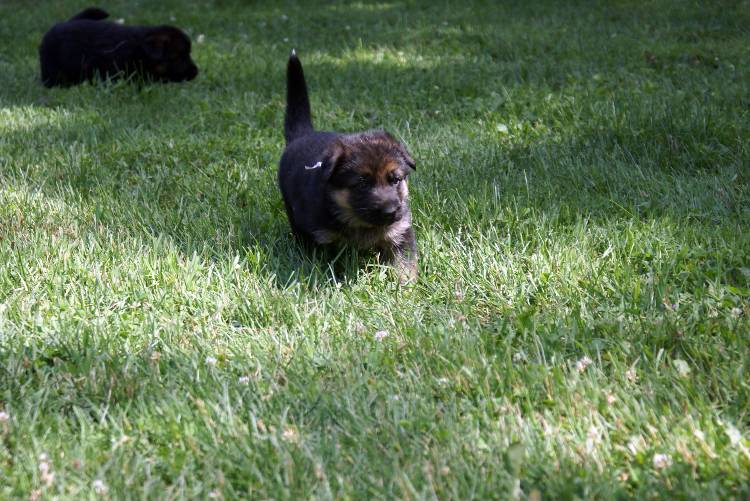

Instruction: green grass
[1,0,749,498]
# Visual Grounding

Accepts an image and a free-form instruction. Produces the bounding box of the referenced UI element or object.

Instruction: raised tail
[284,49,314,144]
[69,8,110,21]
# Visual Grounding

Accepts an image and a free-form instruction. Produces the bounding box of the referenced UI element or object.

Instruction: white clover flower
[652,453,672,469]
[606,394,617,405]
[673,359,691,377]
[314,463,325,480]
[625,367,637,382]
[586,425,601,453]
[238,376,250,385]
[512,351,526,363]
[575,356,593,373]
[374,330,389,341]
[724,423,743,445]
[196,34,206,44]
[205,356,217,366]
[42,471,55,487]
[0,411,9,423]
[282,426,299,443]
[730,307,742,317]
[627,436,645,455]
[38,454,55,487]
[111,435,129,448]
[92,479,108,495]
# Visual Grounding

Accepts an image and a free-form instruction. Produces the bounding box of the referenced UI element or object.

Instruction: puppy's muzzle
[376,203,403,225]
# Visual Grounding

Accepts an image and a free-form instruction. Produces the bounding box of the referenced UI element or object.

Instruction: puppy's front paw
[382,246,417,285]
[396,258,418,285]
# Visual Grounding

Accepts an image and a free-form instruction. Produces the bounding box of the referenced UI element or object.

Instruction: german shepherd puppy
[278,51,418,281]
[39,8,198,87]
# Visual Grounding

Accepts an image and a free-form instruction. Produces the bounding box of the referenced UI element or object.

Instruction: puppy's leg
[384,226,418,284]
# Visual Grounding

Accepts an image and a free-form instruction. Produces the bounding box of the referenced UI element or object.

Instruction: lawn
[1,0,749,498]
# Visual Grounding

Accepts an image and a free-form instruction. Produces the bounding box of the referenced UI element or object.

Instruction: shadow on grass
[1,79,746,294]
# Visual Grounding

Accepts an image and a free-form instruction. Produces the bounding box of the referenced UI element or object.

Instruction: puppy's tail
[69,8,110,21]
[284,49,314,144]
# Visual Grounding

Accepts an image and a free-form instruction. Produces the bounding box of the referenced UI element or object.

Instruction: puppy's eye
[389,175,403,186]
[357,176,369,187]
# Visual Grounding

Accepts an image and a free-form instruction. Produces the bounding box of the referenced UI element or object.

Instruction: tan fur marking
[374,161,398,186]
[331,189,351,209]
[313,229,337,244]
[349,162,377,179]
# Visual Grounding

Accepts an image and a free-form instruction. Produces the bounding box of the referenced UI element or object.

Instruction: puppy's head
[326,131,416,228]
[141,26,198,82]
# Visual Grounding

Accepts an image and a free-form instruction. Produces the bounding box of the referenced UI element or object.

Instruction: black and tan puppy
[39,8,198,87]
[278,51,418,281]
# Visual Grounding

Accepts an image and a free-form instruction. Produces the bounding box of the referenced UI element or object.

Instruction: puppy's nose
[380,204,401,222]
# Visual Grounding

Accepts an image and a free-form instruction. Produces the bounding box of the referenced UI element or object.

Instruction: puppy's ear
[142,31,172,60]
[383,131,416,171]
[323,138,351,180]
[397,143,416,171]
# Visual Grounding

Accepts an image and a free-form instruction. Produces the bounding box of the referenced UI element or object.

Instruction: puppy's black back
[69,8,109,21]
[40,20,139,87]
[39,10,198,87]
[278,131,341,239]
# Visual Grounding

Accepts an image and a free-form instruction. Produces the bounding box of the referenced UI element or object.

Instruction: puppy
[278,50,418,281]
[39,7,198,87]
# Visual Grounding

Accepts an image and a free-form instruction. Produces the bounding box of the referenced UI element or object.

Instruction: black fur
[39,7,198,87]
[284,50,313,144]
[278,51,418,281]
[69,8,110,21]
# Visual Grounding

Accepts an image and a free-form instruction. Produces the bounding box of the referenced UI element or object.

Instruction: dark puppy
[39,7,198,87]
[278,51,418,281]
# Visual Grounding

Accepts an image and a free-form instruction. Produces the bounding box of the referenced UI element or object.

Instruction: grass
[1,0,749,498]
